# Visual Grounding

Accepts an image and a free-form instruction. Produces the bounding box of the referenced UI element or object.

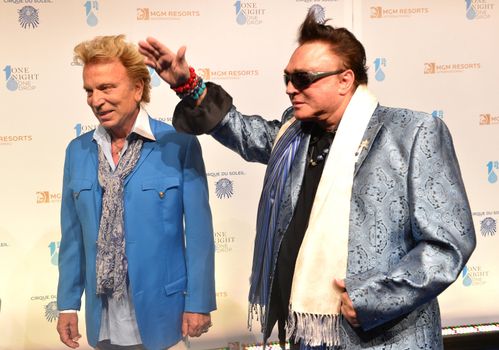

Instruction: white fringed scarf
[286,85,378,347]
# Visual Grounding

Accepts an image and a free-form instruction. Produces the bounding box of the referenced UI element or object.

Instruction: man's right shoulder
[67,130,94,149]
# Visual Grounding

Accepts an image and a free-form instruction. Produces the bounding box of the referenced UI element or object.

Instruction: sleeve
[173,82,283,164]
[57,143,86,311]
[346,116,476,331]
[182,135,217,313]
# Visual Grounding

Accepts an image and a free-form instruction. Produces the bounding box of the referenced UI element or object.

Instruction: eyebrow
[284,70,307,74]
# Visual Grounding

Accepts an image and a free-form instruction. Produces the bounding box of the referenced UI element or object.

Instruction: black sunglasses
[284,69,346,90]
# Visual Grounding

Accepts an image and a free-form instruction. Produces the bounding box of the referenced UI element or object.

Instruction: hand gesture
[138,37,190,87]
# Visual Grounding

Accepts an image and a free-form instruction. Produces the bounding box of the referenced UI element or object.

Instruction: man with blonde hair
[56,35,216,350]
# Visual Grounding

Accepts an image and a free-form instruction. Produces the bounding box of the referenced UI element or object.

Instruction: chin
[293,111,316,122]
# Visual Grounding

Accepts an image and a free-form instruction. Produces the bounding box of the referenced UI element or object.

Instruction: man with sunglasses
[139,10,475,350]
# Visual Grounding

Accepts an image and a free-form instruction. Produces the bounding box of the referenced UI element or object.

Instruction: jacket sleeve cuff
[172,82,233,135]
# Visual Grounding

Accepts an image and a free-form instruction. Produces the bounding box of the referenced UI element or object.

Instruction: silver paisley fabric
[203,86,475,350]
[96,137,143,300]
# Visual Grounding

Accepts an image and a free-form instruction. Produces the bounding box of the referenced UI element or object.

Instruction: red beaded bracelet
[172,67,198,94]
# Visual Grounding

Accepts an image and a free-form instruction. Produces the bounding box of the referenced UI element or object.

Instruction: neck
[108,107,140,140]
[319,90,355,132]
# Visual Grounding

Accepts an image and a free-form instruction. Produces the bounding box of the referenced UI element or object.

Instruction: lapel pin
[355,139,369,156]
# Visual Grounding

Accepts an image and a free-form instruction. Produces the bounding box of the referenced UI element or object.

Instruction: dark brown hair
[298,10,368,86]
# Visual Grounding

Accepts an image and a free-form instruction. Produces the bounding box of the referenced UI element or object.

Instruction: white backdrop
[0,1,498,349]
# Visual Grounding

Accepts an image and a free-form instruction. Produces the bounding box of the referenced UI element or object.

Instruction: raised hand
[138,37,190,87]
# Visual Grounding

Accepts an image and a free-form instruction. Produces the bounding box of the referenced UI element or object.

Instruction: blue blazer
[57,117,216,350]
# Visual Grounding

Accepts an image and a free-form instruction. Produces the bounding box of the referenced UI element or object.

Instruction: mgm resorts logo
[480,113,499,125]
[370,6,429,18]
[197,68,259,81]
[0,135,32,146]
[424,62,481,74]
[36,191,62,204]
[137,8,200,21]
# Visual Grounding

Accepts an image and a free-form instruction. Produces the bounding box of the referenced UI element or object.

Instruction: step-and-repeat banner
[0,1,497,349]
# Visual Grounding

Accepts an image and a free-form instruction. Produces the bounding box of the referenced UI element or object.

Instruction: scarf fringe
[248,303,266,332]
[286,308,342,347]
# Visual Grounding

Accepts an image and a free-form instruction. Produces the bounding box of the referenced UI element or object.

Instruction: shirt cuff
[172,82,233,135]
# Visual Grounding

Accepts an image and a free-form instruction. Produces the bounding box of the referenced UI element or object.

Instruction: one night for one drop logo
[84,1,99,26]
[4,65,38,91]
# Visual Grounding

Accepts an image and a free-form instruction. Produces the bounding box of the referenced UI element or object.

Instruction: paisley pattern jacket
[173,83,476,349]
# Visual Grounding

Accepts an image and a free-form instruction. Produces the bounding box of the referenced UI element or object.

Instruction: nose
[88,90,105,109]
[285,79,298,96]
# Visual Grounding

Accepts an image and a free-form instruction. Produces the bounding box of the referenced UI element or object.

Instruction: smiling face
[83,58,144,138]
[284,41,355,131]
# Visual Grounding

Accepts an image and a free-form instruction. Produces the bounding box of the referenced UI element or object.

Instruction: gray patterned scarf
[96,136,143,300]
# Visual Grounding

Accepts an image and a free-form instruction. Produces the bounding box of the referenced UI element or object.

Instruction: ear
[134,79,145,103]
[338,69,355,96]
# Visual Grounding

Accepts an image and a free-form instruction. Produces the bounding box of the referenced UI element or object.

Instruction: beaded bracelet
[172,67,206,100]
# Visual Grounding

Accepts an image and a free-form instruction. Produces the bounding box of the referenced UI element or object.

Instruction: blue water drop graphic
[236,11,247,25]
[6,78,18,91]
[488,170,497,184]
[151,73,160,87]
[466,6,477,19]
[87,11,98,26]
[51,252,59,266]
[375,69,385,81]
[463,274,473,286]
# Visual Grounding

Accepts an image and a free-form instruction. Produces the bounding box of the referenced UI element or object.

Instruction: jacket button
[159,191,165,199]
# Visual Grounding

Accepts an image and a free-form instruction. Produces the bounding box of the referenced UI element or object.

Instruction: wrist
[171,67,206,101]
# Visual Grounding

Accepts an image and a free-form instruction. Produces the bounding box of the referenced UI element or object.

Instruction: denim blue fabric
[58,117,216,350]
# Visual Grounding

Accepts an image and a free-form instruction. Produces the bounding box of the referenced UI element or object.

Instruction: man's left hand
[333,278,361,328]
[182,312,212,337]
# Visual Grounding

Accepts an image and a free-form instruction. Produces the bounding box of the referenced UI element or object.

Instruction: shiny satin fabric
[176,84,476,349]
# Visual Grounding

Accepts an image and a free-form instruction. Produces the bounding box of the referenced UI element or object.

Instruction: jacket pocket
[141,176,179,199]
[69,179,93,199]
[164,276,187,296]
